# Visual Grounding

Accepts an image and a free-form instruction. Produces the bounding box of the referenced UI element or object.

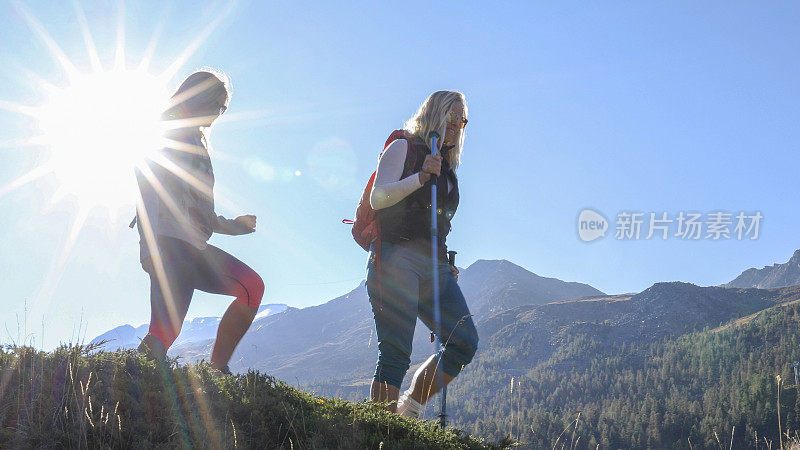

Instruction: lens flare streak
[12,1,81,82]
[71,0,103,73]
[28,206,90,325]
[0,164,53,198]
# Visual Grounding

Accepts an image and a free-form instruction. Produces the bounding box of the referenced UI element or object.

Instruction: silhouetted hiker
[364,91,479,417]
[133,70,264,373]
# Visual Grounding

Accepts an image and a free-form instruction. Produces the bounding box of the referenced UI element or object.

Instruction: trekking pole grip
[428,131,440,185]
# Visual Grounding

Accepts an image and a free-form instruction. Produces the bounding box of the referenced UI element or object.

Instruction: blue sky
[0,1,798,349]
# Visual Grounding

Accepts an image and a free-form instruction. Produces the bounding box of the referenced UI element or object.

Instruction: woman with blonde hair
[366,90,479,417]
[134,70,264,374]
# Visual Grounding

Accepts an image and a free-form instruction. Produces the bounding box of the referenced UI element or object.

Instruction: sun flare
[36,70,169,210]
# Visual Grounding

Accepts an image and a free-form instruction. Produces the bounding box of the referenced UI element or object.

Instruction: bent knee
[446,323,479,368]
[250,272,265,305]
[457,332,479,366]
[463,333,479,363]
[466,322,479,356]
[236,270,265,308]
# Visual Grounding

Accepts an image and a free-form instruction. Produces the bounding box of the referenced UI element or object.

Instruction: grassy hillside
[0,345,504,449]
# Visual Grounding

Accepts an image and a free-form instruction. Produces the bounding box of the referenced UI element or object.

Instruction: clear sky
[1,1,798,349]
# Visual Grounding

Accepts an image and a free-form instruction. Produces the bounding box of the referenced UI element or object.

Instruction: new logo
[578,209,608,242]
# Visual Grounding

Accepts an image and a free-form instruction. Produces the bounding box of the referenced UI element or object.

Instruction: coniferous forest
[442,302,800,448]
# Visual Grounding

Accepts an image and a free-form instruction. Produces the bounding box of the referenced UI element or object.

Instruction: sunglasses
[447,110,468,129]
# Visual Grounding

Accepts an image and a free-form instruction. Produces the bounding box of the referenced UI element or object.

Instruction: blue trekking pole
[428,131,446,429]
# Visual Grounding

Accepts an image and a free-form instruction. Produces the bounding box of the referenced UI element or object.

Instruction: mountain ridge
[724,249,800,288]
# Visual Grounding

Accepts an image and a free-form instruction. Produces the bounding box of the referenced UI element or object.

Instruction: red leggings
[144,236,264,349]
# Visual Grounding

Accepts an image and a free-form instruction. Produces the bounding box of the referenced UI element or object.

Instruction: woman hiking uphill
[367,91,478,417]
[134,70,264,374]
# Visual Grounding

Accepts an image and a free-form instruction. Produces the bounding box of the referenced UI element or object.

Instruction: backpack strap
[385,130,427,182]
[405,138,421,178]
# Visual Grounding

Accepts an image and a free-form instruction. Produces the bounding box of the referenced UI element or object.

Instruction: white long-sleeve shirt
[369,139,452,210]
[369,139,422,210]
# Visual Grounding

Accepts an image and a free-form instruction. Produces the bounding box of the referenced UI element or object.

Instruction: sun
[36,69,169,211]
[0,0,237,216]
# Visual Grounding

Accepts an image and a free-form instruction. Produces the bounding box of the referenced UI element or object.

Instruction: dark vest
[377,135,459,259]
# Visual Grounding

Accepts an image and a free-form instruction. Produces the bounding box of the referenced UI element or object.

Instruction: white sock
[396,391,422,418]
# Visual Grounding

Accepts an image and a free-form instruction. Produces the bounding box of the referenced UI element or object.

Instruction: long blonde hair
[403,90,467,168]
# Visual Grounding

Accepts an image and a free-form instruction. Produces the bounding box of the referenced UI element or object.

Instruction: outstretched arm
[213,214,256,235]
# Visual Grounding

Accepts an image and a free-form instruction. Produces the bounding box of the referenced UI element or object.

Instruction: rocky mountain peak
[725,250,800,289]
